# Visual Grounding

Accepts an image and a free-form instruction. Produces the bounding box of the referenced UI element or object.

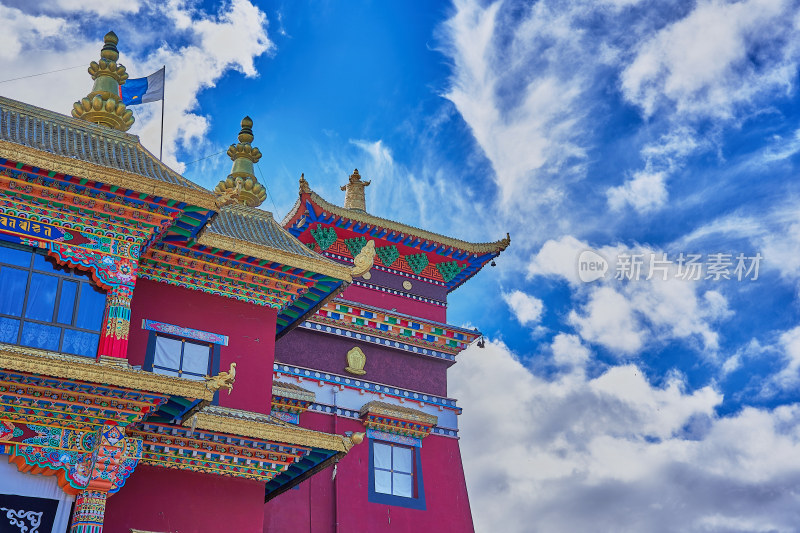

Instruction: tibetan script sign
[0,214,65,241]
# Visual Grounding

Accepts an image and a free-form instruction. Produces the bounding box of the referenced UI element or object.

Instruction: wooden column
[97,284,133,362]
[69,490,107,533]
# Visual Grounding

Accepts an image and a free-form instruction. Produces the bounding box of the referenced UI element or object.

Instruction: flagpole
[159,66,165,161]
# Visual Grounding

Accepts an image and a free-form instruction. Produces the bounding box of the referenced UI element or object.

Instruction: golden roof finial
[71,31,134,131]
[214,116,267,208]
[340,168,371,212]
[299,173,311,194]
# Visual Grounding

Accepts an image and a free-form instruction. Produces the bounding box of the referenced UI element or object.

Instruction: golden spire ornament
[341,169,371,212]
[71,31,135,131]
[214,117,268,208]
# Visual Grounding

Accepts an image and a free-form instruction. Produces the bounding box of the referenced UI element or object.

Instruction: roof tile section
[0,96,206,192]
[205,204,328,260]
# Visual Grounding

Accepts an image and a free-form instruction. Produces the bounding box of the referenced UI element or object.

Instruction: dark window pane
[182,341,211,375]
[20,322,60,351]
[24,273,58,321]
[31,253,55,272]
[75,285,105,331]
[0,267,27,316]
[62,329,99,358]
[0,317,19,343]
[0,245,32,268]
[57,281,78,325]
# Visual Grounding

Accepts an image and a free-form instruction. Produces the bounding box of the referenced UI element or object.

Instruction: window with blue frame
[368,439,426,510]
[143,331,220,381]
[0,241,106,358]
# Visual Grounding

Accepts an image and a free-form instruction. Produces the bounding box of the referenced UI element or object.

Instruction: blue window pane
[374,443,392,470]
[24,273,58,321]
[375,470,392,495]
[0,267,27,316]
[0,317,19,343]
[152,367,180,378]
[57,281,78,324]
[393,446,413,474]
[31,253,55,272]
[75,285,105,331]
[182,341,211,375]
[154,336,182,371]
[0,245,32,268]
[62,329,99,358]
[20,321,60,351]
[393,473,413,497]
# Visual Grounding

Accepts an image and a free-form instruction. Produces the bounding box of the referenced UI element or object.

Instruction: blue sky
[4,0,800,531]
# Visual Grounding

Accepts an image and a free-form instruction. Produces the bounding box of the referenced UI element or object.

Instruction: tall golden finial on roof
[214,117,267,208]
[299,173,311,194]
[71,31,134,131]
[341,169,371,212]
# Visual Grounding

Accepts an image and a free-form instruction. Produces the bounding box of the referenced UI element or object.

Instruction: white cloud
[452,340,800,533]
[503,290,544,326]
[439,0,589,220]
[620,0,799,119]
[529,235,730,354]
[776,326,800,388]
[606,171,668,213]
[569,286,645,354]
[551,333,591,369]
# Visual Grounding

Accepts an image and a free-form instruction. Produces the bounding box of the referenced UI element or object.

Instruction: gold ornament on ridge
[71,31,135,131]
[214,117,268,208]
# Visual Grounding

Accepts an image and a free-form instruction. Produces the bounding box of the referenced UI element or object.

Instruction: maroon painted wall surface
[276,328,451,396]
[128,278,277,413]
[264,412,474,533]
[342,284,447,322]
[105,465,265,532]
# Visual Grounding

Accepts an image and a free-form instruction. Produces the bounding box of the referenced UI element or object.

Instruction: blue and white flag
[119,67,165,106]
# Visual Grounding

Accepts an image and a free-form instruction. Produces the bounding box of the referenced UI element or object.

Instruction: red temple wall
[128,278,277,413]
[275,328,451,396]
[263,412,474,533]
[341,284,447,322]
[104,465,265,532]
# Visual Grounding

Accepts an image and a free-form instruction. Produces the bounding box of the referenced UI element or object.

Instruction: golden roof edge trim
[196,230,353,282]
[0,141,218,210]
[288,191,510,255]
[359,400,439,426]
[272,380,316,402]
[187,409,353,452]
[0,344,214,400]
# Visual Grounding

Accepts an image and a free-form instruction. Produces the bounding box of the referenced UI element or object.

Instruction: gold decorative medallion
[345,347,367,375]
[402,280,412,290]
[362,271,371,280]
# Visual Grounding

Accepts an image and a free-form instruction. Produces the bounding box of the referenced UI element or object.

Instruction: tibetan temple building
[0,32,508,532]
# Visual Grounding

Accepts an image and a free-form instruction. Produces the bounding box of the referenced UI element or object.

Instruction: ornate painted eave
[283,190,509,291]
[0,97,216,209]
[360,400,437,441]
[187,405,356,453]
[273,380,315,403]
[310,299,481,360]
[359,401,438,426]
[198,204,351,281]
[284,191,510,255]
[0,343,213,401]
